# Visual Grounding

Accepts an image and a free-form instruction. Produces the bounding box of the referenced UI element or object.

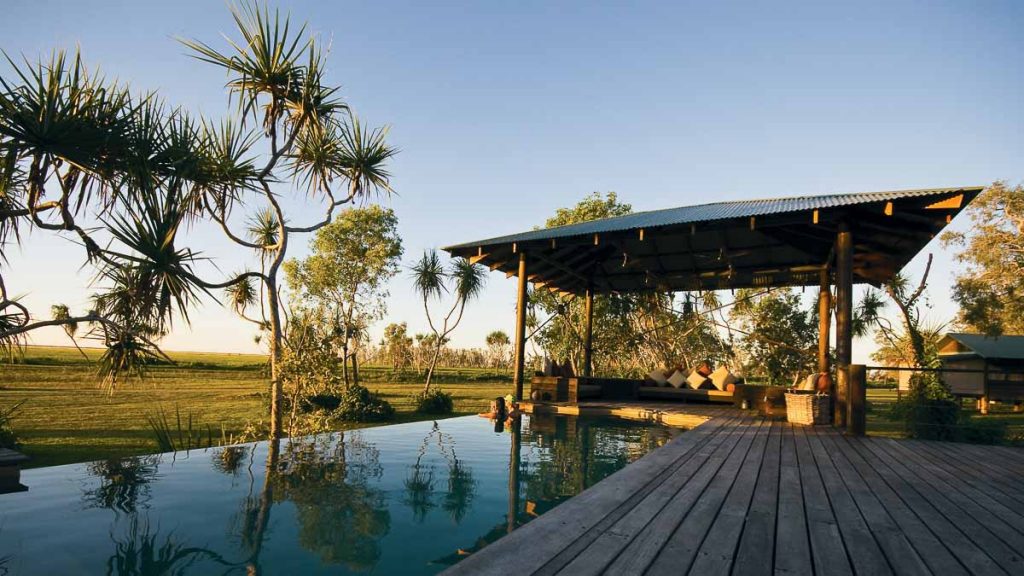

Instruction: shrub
[413,388,455,415]
[889,395,960,441]
[956,417,1007,445]
[301,393,342,413]
[335,385,394,422]
[0,401,24,450]
[887,373,960,441]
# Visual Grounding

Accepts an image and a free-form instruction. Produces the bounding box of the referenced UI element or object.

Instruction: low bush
[887,373,960,441]
[889,396,960,441]
[887,372,1008,444]
[412,388,455,415]
[0,401,24,449]
[956,416,1008,445]
[334,385,395,422]
[301,393,342,413]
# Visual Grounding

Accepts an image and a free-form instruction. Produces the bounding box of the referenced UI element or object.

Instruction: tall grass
[145,405,216,452]
[0,400,25,449]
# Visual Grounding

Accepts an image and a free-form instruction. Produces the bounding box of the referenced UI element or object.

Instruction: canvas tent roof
[939,333,1024,361]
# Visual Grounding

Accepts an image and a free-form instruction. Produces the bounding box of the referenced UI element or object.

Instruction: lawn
[866,387,1024,441]
[1,346,512,468]
[5,347,1021,469]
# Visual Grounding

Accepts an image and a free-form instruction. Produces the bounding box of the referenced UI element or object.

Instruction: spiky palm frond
[0,299,26,359]
[199,119,260,207]
[0,143,25,251]
[50,303,77,338]
[245,206,280,262]
[450,258,486,303]
[101,190,208,332]
[179,1,311,129]
[337,116,396,198]
[96,326,162,390]
[853,289,886,338]
[225,274,258,315]
[288,121,344,195]
[0,50,137,198]
[286,39,347,124]
[411,250,446,301]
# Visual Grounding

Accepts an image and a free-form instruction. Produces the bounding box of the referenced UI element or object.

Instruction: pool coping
[520,400,729,429]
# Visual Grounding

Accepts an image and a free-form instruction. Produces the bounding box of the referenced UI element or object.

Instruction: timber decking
[444,409,1024,576]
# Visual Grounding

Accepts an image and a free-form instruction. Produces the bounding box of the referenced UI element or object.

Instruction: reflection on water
[272,434,390,572]
[107,516,239,576]
[83,456,162,514]
[0,414,679,575]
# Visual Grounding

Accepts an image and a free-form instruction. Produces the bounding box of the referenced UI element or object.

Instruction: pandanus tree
[411,250,485,392]
[0,2,397,439]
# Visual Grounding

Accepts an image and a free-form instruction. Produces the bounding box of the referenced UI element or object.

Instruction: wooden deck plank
[687,418,773,575]
[879,439,1024,540]
[845,436,1008,576]
[601,415,754,575]
[903,439,1024,515]
[644,419,765,574]
[858,437,1023,574]
[908,440,1024,505]
[799,426,894,575]
[792,425,855,576]
[446,410,742,575]
[539,414,743,575]
[824,431,971,576]
[913,437,1024,476]
[442,404,1024,576]
[731,420,782,576]
[813,428,946,576]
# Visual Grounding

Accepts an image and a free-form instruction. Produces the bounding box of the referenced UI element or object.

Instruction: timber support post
[583,287,594,378]
[507,416,522,534]
[980,361,990,415]
[834,222,853,428]
[818,268,832,376]
[512,252,529,401]
[848,364,866,436]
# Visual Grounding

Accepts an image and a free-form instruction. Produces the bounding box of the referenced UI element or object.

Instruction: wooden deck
[445,408,1024,575]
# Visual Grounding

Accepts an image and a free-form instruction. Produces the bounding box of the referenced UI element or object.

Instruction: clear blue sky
[4,0,1022,363]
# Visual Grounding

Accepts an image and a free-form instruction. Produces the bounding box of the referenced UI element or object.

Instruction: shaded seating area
[445,186,983,434]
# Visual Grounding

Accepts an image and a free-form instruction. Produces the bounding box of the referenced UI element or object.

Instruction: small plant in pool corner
[146,405,216,452]
[413,388,455,415]
[0,401,24,449]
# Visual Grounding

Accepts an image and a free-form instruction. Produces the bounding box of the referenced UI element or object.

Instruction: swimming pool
[0,413,679,575]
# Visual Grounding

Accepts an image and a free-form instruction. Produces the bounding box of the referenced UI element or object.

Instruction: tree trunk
[341,341,350,388]
[351,344,360,388]
[266,277,284,439]
[424,341,442,393]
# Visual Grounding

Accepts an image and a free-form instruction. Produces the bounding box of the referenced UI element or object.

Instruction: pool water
[0,413,679,575]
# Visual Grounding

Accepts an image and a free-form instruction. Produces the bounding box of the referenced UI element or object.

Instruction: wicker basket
[785,392,830,425]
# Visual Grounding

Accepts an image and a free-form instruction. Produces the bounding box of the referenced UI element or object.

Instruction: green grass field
[865,387,1024,441]
[1,346,511,468]
[4,346,1021,469]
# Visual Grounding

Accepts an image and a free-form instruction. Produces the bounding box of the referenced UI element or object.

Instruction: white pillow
[686,369,707,390]
[710,366,738,391]
[667,370,687,389]
[648,369,669,386]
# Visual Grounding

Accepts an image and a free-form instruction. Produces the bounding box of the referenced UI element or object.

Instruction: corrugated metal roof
[943,333,1024,360]
[444,186,982,250]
